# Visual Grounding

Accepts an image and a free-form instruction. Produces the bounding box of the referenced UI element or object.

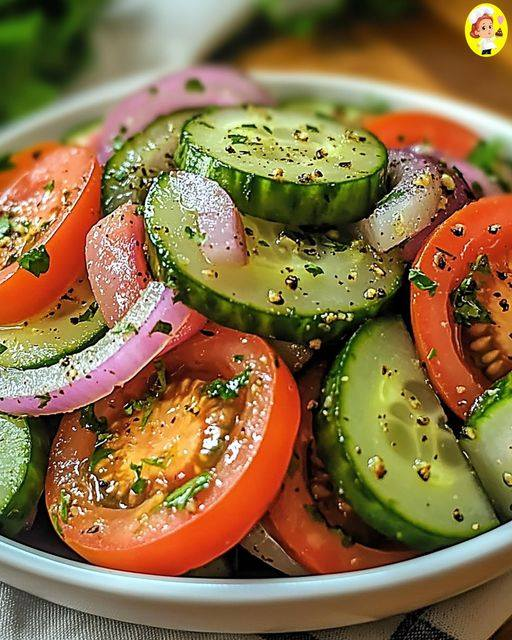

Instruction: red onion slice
[176,172,247,266]
[0,283,181,416]
[86,203,151,327]
[241,522,305,576]
[98,65,273,164]
[356,150,442,253]
[402,163,475,262]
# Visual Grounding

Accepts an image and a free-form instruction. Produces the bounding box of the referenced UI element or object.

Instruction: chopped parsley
[130,463,148,495]
[0,216,9,237]
[203,367,251,400]
[451,255,493,326]
[408,268,438,296]
[150,320,173,336]
[427,348,437,360]
[18,245,50,277]
[142,456,166,468]
[59,490,71,524]
[184,225,206,244]
[304,263,324,277]
[306,123,319,133]
[79,403,107,434]
[185,77,205,93]
[71,301,98,325]
[163,471,212,510]
[44,179,55,193]
[89,447,113,471]
[124,360,167,428]
[227,133,248,145]
[233,354,245,363]
[36,393,51,409]
[0,343,7,356]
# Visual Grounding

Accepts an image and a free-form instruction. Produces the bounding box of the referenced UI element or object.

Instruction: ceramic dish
[1,71,512,633]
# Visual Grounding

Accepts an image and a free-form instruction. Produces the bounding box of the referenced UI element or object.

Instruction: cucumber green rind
[102,109,197,216]
[175,107,387,226]
[0,414,49,538]
[145,172,404,344]
[463,372,512,522]
[315,316,498,551]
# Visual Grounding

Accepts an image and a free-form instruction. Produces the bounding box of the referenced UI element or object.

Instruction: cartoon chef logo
[465,4,508,57]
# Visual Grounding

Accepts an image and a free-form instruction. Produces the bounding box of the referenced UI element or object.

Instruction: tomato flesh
[411,195,512,418]
[364,111,479,159]
[45,324,300,575]
[265,365,416,574]
[0,144,101,324]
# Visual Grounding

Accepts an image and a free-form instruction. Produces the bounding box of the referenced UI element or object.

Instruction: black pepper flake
[499,299,510,312]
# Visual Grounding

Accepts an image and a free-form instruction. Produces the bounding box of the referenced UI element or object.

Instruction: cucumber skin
[314,319,496,552]
[0,418,49,538]
[145,228,400,345]
[175,134,387,227]
[102,110,194,216]
[464,373,512,522]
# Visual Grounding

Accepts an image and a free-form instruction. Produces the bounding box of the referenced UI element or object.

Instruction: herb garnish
[71,301,98,325]
[203,367,251,400]
[142,456,166,468]
[184,225,206,244]
[185,77,205,93]
[44,179,55,193]
[408,268,438,296]
[0,343,7,356]
[304,263,324,277]
[18,245,50,277]
[124,360,167,428]
[36,393,51,409]
[150,320,173,336]
[163,471,212,510]
[89,447,113,471]
[59,490,71,524]
[0,217,9,237]
[130,463,148,495]
[227,133,248,145]
[427,348,437,360]
[79,403,107,434]
[451,254,493,326]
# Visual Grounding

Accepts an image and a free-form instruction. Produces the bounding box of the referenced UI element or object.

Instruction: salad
[1,65,511,578]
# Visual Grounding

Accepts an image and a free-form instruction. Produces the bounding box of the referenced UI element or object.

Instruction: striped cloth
[1,571,511,639]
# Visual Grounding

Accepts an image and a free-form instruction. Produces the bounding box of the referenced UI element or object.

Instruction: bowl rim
[1,69,512,604]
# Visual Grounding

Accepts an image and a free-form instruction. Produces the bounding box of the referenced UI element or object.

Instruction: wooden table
[223,1,512,637]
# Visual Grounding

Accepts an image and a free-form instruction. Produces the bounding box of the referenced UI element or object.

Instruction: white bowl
[1,71,512,634]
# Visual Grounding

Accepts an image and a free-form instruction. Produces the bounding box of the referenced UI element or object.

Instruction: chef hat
[469,4,494,24]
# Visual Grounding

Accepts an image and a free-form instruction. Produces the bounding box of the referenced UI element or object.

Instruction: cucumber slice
[0,414,49,537]
[175,106,387,225]
[315,316,498,551]
[62,118,101,146]
[102,109,197,216]
[463,373,512,522]
[280,98,388,129]
[0,276,107,370]
[145,172,403,344]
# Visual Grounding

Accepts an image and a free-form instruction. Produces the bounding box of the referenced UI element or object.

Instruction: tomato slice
[363,111,479,159]
[411,194,512,418]
[0,144,101,324]
[45,324,300,575]
[264,365,416,574]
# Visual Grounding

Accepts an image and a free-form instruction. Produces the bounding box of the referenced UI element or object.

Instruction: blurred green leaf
[0,0,107,124]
